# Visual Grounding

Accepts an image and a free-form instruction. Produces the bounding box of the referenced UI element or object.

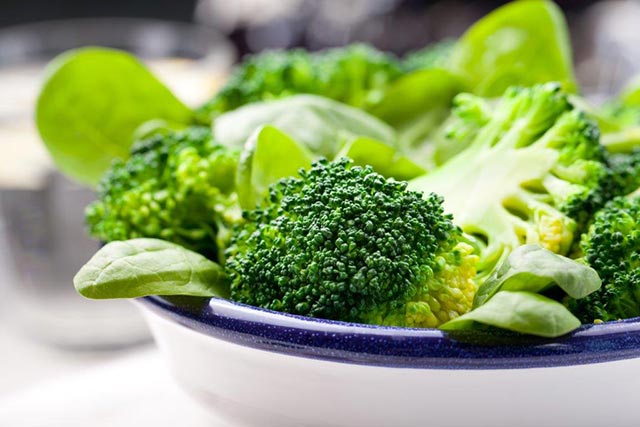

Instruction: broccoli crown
[401,39,455,72]
[225,158,478,327]
[567,196,640,322]
[199,44,402,118]
[608,149,640,197]
[86,127,239,259]
[409,83,611,268]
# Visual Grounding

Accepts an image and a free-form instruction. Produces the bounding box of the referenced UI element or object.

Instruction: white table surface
[0,323,228,426]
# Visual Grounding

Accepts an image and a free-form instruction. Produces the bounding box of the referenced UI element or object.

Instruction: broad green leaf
[336,136,426,181]
[37,48,194,185]
[449,0,577,96]
[474,244,601,307]
[213,94,397,158]
[369,68,467,131]
[620,75,640,107]
[441,291,581,338]
[237,125,313,209]
[74,238,228,299]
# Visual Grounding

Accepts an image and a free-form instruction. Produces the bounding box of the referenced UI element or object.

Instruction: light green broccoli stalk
[409,83,611,268]
[225,158,478,327]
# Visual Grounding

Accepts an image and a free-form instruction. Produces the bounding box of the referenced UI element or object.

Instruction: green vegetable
[36,48,194,185]
[567,194,640,322]
[449,0,576,96]
[236,125,313,210]
[474,244,601,307]
[85,127,240,261]
[212,94,397,158]
[441,291,581,338]
[336,136,426,181]
[442,244,599,337]
[409,83,610,268]
[369,68,468,167]
[74,238,228,299]
[199,44,402,118]
[226,158,478,327]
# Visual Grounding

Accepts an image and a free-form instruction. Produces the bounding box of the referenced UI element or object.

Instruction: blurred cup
[0,18,234,349]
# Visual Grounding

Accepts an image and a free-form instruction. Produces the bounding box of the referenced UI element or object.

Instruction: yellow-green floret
[225,158,478,326]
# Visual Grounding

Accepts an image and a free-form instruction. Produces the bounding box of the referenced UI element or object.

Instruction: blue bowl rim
[140,295,640,370]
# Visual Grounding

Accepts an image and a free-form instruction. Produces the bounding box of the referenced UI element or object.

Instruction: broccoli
[408,83,611,268]
[198,44,402,119]
[566,194,640,322]
[85,127,240,260]
[225,158,478,327]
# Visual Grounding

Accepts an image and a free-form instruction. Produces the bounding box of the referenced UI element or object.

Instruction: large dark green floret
[567,196,640,322]
[198,44,402,119]
[226,158,478,326]
[86,127,239,260]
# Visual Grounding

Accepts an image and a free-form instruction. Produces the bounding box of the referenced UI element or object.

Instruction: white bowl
[138,296,640,427]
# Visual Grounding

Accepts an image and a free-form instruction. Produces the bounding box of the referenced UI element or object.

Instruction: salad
[36,1,640,338]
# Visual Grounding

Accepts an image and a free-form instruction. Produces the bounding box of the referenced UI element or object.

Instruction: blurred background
[1,0,640,425]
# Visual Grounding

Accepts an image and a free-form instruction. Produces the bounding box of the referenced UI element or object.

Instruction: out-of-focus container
[0,18,234,349]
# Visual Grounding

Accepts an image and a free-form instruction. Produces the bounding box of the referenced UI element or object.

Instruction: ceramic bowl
[138,296,640,427]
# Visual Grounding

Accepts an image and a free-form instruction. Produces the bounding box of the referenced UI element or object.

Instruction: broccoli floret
[409,83,611,268]
[86,127,240,260]
[566,195,640,322]
[199,44,402,118]
[401,39,455,72]
[225,158,478,327]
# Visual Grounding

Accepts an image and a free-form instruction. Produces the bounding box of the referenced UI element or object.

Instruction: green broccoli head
[86,127,240,260]
[225,158,478,327]
[199,44,402,119]
[567,195,640,322]
[409,83,611,268]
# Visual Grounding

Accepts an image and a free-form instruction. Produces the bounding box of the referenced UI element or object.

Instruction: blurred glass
[0,18,234,349]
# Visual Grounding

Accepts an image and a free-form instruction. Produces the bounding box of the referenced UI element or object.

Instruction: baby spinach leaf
[369,68,466,132]
[237,125,313,210]
[441,291,581,338]
[474,245,601,307]
[449,0,577,96]
[37,48,194,186]
[336,136,426,181]
[619,75,640,107]
[74,238,228,299]
[213,94,397,158]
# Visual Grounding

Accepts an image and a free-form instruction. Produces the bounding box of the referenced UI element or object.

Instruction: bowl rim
[140,295,640,370]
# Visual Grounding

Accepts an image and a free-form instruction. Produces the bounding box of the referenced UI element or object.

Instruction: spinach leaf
[474,245,601,307]
[369,68,466,134]
[449,0,577,96]
[37,48,194,186]
[441,291,581,338]
[237,125,313,209]
[368,68,467,168]
[212,94,397,158]
[336,136,426,181]
[620,75,640,107]
[74,238,228,299]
